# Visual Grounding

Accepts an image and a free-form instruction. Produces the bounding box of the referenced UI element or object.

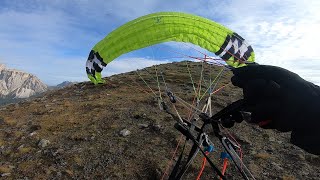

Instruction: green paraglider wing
[86,12,255,84]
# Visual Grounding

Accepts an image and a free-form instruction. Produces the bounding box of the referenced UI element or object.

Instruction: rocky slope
[0,64,48,100]
[0,61,319,180]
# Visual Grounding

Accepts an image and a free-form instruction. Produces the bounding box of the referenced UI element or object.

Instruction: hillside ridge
[0,61,319,179]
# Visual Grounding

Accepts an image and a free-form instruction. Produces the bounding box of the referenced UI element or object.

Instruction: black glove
[221,64,320,155]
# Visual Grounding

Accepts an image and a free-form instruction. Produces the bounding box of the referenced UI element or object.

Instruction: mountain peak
[0,64,5,70]
[0,65,48,100]
[56,81,74,88]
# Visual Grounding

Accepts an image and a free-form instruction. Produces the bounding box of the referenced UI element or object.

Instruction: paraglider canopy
[86,12,255,84]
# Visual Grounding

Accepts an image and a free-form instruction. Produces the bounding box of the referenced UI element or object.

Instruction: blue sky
[0,0,319,85]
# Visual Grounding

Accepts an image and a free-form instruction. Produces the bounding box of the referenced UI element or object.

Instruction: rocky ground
[0,61,319,180]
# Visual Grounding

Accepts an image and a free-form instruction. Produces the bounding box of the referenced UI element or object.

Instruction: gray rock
[298,154,306,161]
[119,129,131,137]
[138,124,149,129]
[1,173,11,177]
[29,132,37,137]
[38,139,50,148]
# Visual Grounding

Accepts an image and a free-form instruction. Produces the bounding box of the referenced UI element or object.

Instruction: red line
[161,133,184,180]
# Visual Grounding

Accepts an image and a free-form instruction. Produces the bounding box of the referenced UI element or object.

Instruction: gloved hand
[221,64,320,154]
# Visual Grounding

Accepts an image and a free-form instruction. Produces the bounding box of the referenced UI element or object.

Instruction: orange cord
[161,134,184,180]
[220,158,229,180]
[196,151,209,180]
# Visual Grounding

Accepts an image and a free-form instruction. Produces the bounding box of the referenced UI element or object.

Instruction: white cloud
[209,0,320,85]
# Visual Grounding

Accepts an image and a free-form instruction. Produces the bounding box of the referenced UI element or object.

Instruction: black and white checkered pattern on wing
[86,59,94,75]
[215,33,253,62]
[86,50,107,75]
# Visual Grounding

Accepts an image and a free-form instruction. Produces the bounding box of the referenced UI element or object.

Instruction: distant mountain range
[0,64,75,105]
[49,81,75,90]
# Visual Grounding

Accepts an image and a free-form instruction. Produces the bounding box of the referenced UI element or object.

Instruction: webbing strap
[168,133,202,180]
